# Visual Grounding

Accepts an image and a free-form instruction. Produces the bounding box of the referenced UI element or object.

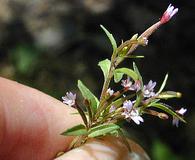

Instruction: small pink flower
[172,108,187,127]
[121,77,133,88]
[143,80,156,98]
[62,92,76,107]
[160,4,178,24]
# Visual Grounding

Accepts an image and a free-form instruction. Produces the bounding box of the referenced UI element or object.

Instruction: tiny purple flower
[122,100,144,125]
[122,108,144,125]
[62,92,76,107]
[143,80,156,98]
[106,88,114,96]
[172,108,187,127]
[122,100,133,111]
[160,4,178,24]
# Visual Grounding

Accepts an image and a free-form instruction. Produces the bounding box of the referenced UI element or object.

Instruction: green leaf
[78,80,99,114]
[157,74,168,94]
[100,25,117,52]
[114,71,124,83]
[148,103,186,123]
[108,94,136,111]
[76,105,88,127]
[133,62,143,87]
[134,92,144,108]
[149,99,160,106]
[98,59,111,81]
[114,68,138,82]
[157,91,182,99]
[111,97,126,108]
[61,124,88,136]
[88,123,120,138]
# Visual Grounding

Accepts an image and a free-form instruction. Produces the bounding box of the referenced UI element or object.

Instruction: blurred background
[0,0,194,159]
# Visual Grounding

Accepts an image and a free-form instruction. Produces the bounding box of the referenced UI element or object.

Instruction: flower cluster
[60,4,187,151]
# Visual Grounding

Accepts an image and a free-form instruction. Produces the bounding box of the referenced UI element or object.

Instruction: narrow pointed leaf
[85,103,93,125]
[98,59,111,81]
[76,105,88,127]
[100,25,117,52]
[78,80,99,114]
[134,93,144,108]
[88,123,120,138]
[148,103,186,123]
[149,99,160,106]
[109,94,136,110]
[133,62,143,87]
[111,97,126,108]
[61,124,88,136]
[114,68,138,82]
[157,74,168,94]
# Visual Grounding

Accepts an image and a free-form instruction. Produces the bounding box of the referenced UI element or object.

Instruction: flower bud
[158,91,182,99]
[158,113,169,120]
[130,33,138,41]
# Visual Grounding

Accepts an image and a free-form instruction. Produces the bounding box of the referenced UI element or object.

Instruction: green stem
[96,48,119,119]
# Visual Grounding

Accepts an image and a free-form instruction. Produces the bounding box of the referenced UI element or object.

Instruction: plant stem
[96,65,115,119]
[115,21,162,67]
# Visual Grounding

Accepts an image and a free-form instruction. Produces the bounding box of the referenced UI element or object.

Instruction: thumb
[55,136,150,160]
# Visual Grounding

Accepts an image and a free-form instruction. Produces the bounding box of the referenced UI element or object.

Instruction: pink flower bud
[160,4,178,24]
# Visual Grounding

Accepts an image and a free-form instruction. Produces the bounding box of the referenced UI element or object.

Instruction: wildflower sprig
[61,4,186,150]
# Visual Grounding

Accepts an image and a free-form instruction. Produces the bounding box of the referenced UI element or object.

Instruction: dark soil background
[0,0,194,159]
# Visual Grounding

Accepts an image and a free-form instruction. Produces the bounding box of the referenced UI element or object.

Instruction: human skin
[0,77,149,160]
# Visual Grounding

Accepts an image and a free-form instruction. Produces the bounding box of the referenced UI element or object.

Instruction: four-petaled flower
[122,100,144,125]
[106,88,114,96]
[62,92,76,107]
[172,108,187,127]
[143,80,156,98]
[160,4,178,24]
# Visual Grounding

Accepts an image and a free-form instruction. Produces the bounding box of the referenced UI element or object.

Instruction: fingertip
[55,136,150,160]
